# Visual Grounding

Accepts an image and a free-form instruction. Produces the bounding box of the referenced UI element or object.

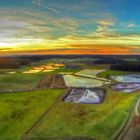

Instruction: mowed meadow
[0,89,64,140]
[28,87,138,140]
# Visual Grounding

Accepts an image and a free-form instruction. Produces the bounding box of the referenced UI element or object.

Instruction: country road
[135,97,140,116]
[117,96,140,140]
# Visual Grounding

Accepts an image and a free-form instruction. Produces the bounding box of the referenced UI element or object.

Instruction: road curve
[117,96,140,140]
[135,96,140,116]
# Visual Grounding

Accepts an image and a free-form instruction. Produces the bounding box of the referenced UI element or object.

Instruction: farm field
[28,87,138,140]
[0,89,64,140]
[98,70,138,78]
[0,57,140,140]
[0,73,45,92]
[75,69,106,79]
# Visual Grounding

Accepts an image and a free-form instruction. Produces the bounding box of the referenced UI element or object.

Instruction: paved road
[135,97,140,116]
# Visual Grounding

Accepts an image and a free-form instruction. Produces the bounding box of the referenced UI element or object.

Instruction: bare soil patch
[35,74,66,89]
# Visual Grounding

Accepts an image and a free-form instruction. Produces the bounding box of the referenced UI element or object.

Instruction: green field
[98,70,136,78]
[28,87,138,140]
[0,65,81,92]
[0,73,46,91]
[0,89,64,140]
[0,65,139,140]
[49,67,81,74]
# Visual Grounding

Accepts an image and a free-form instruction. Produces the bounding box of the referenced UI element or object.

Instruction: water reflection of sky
[23,63,64,73]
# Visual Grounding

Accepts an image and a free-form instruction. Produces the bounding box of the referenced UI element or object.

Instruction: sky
[0,0,140,55]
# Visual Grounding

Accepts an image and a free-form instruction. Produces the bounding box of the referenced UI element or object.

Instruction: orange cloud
[0,44,137,55]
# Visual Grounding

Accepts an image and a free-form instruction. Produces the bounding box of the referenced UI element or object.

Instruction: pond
[64,88,106,104]
[111,74,140,83]
[111,83,140,93]
[63,75,103,88]
[23,63,64,73]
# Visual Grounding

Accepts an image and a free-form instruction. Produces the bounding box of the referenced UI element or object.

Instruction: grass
[0,73,46,91]
[0,89,64,140]
[47,68,81,74]
[84,64,110,70]
[28,87,139,140]
[0,69,17,74]
[98,70,136,78]
[0,65,139,140]
[0,66,81,92]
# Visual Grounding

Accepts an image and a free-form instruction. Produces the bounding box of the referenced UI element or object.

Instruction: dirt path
[33,74,66,89]
[21,102,58,140]
[50,76,56,88]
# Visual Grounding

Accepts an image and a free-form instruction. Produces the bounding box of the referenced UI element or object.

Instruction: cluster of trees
[0,58,30,69]
[111,63,140,72]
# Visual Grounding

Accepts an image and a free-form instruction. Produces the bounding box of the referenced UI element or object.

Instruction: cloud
[0,8,81,42]
[0,18,28,27]
[119,22,136,28]
[56,33,140,46]
[0,44,139,55]
[0,8,140,55]
[0,48,13,52]
[98,20,115,26]
[96,25,113,33]
[0,1,139,55]
[0,31,140,55]
[32,0,60,14]
[93,19,115,37]
[127,23,135,28]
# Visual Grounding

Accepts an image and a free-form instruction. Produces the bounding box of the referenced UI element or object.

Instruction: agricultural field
[0,57,140,140]
[98,70,139,79]
[76,69,106,79]
[0,89,64,140]
[0,73,45,92]
[28,87,138,140]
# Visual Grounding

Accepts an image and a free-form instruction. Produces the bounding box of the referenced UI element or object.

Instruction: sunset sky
[0,0,140,55]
